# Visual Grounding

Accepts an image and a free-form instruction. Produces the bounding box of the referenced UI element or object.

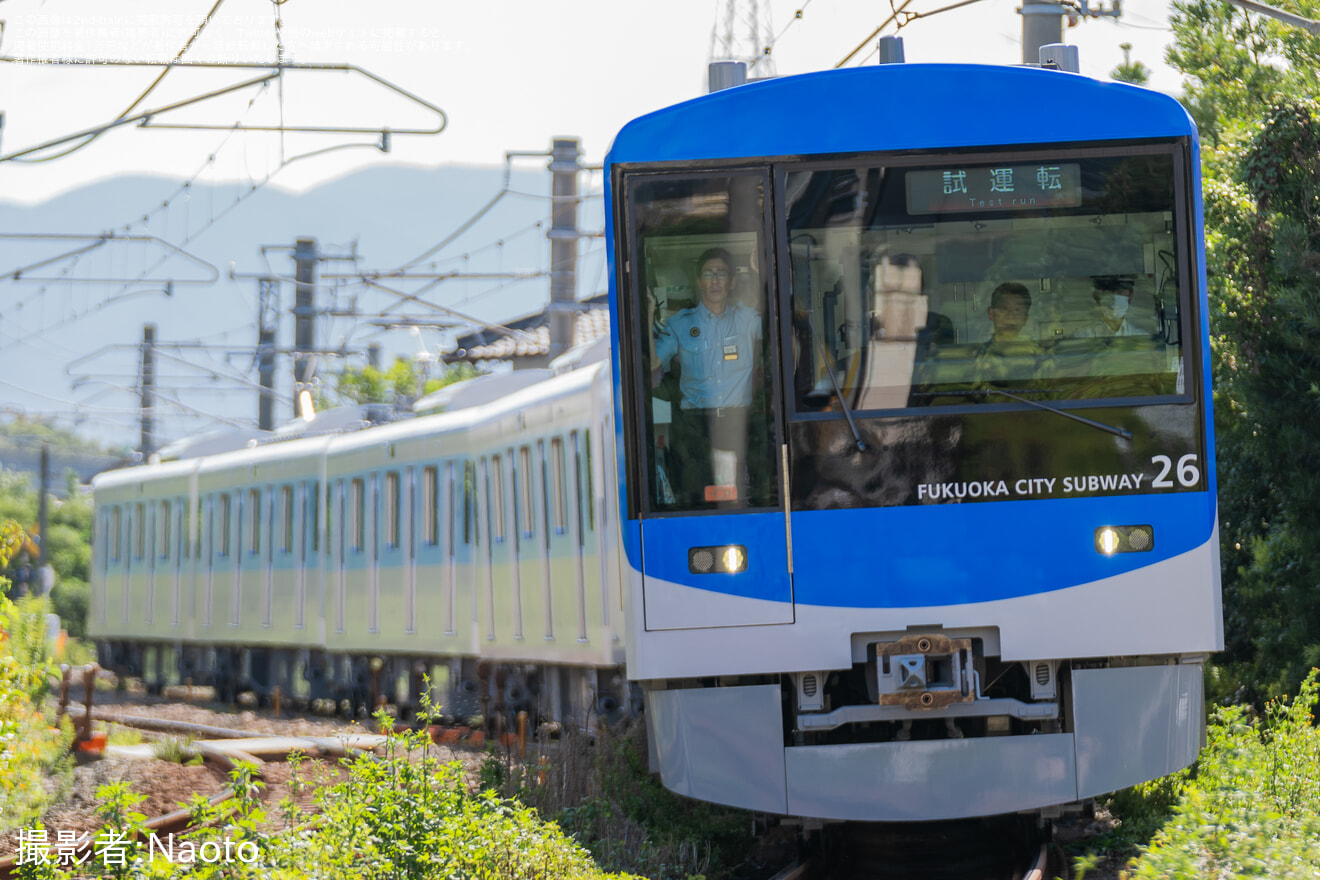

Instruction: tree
[328,356,481,408]
[1111,42,1152,85]
[0,466,93,637]
[1168,0,1320,697]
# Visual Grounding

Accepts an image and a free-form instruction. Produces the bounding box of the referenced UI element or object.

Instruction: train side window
[584,430,595,532]
[247,488,261,556]
[571,432,586,544]
[350,478,364,552]
[550,437,567,535]
[281,486,294,553]
[134,503,145,560]
[446,462,457,555]
[385,471,400,549]
[490,455,505,543]
[423,466,438,546]
[463,461,476,545]
[518,446,534,539]
[158,501,171,560]
[111,507,122,562]
[328,481,340,554]
[218,494,231,558]
[310,482,320,553]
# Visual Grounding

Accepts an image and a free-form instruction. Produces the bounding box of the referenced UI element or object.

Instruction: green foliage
[47,579,88,641]
[487,720,750,880]
[1111,42,1151,85]
[0,589,70,834]
[0,416,121,458]
[1123,669,1320,878]
[1167,3,1320,701]
[3,595,58,701]
[331,357,481,408]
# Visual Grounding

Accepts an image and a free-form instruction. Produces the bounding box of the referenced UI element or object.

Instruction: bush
[1123,668,1320,878]
[47,578,87,640]
[0,595,71,833]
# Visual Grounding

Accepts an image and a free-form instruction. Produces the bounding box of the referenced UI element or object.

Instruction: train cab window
[350,478,364,552]
[281,486,294,553]
[158,501,171,560]
[625,171,780,514]
[385,471,400,549]
[783,152,1188,416]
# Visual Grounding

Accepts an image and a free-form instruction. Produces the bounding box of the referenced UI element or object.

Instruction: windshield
[785,152,1186,416]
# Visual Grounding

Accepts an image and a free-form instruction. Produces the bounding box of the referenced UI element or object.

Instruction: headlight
[1094,525,1154,555]
[688,545,748,574]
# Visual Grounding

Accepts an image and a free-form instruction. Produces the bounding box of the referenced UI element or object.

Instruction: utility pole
[1020,2,1065,64]
[258,278,279,431]
[548,138,581,363]
[293,238,318,417]
[140,323,156,458]
[1019,1,1121,66]
[37,443,49,572]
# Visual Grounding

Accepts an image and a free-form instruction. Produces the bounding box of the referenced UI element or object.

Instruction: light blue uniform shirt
[655,301,762,409]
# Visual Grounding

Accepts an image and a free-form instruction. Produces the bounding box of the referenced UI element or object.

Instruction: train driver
[651,247,764,505]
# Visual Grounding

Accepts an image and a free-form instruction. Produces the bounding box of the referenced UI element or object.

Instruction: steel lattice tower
[708,0,776,78]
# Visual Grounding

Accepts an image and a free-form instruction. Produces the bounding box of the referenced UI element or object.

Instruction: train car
[90,359,630,724]
[606,59,1222,821]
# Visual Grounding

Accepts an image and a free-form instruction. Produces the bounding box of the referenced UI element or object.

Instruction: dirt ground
[0,684,487,862]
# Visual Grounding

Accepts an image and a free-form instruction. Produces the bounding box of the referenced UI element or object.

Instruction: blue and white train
[606,59,1220,822]
[91,55,1221,824]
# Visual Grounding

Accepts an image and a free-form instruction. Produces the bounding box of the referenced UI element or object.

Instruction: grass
[479,719,755,880]
[1076,668,1320,879]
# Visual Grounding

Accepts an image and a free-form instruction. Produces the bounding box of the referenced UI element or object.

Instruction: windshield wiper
[806,320,868,452]
[933,387,1132,440]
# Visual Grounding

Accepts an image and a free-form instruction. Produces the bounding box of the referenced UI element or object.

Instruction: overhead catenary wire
[748,0,818,72]
[5,0,229,164]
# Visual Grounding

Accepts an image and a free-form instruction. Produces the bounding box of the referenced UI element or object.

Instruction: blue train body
[606,63,1220,820]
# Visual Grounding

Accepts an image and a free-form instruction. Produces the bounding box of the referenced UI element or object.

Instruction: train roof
[606,63,1195,166]
[93,361,607,490]
[328,360,605,455]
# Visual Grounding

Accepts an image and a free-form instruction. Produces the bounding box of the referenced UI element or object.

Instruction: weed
[150,736,194,764]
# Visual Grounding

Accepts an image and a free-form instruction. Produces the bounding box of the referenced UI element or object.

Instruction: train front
[605,63,1221,822]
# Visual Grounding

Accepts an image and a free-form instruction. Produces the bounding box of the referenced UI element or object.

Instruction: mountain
[0,162,603,458]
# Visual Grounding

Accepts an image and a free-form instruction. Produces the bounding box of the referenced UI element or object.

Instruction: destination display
[906,162,1082,214]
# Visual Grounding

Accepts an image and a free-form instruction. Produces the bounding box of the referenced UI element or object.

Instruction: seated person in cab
[973,282,1050,393]
[1073,274,1148,338]
[1064,274,1170,397]
[651,247,766,506]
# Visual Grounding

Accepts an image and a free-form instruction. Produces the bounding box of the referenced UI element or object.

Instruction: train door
[622,169,792,630]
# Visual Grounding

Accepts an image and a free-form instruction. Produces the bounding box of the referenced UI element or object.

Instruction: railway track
[775,816,1055,880]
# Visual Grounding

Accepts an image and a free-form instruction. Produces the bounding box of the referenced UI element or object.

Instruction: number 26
[1152,454,1200,488]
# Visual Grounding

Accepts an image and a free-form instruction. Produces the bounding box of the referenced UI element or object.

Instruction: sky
[0,0,1183,202]
[0,0,1187,449]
